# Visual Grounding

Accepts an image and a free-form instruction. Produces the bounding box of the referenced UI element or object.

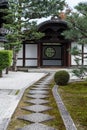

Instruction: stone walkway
[16,74,56,130]
[15,73,77,130]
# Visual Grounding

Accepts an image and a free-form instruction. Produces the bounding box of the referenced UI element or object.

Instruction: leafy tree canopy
[63,2,87,44]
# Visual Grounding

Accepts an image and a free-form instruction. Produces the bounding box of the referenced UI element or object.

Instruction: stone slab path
[16,73,77,130]
[17,74,56,130]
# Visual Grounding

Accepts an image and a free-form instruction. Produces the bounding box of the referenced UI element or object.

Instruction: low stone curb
[52,85,77,130]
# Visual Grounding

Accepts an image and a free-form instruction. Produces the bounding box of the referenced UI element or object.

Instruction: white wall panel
[17,60,23,66]
[71,42,82,65]
[84,44,87,53]
[0,47,4,50]
[83,54,87,65]
[71,42,82,51]
[17,46,23,58]
[25,44,37,58]
[25,60,37,66]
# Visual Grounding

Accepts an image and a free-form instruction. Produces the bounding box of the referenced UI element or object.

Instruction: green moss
[58,81,87,130]
[15,90,20,95]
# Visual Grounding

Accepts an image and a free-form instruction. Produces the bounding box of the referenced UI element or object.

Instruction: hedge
[54,70,70,85]
[0,50,12,77]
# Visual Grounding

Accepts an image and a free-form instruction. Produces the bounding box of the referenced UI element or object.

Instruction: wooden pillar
[63,43,71,67]
[63,44,67,66]
[82,44,84,65]
[23,43,25,67]
[38,43,41,67]
[67,43,71,67]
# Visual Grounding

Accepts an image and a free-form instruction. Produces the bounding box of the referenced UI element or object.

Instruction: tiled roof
[0,0,8,4]
[38,19,67,30]
[0,0,8,6]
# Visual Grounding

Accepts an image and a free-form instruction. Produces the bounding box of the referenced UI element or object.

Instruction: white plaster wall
[83,43,87,65]
[17,60,23,66]
[71,43,87,65]
[17,45,23,58]
[71,42,82,65]
[71,42,82,51]
[25,60,37,66]
[25,44,37,58]
[84,44,87,53]
[25,44,38,66]
[0,47,4,50]
[17,46,23,66]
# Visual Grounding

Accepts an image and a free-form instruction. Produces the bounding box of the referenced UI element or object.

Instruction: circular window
[45,47,56,58]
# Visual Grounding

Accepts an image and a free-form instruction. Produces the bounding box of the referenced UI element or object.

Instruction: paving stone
[25,99,49,105]
[28,90,49,95]
[31,87,49,90]
[36,82,50,85]
[33,85,49,88]
[26,94,49,99]
[18,113,54,123]
[16,123,56,130]
[21,105,52,112]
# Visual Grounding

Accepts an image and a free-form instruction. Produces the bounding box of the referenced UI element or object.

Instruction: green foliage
[63,2,87,80]
[0,50,12,70]
[63,2,87,44]
[0,50,12,77]
[1,0,66,70]
[2,0,65,47]
[54,70,70,85]
[70,45,87,79]
[72,67,87,79]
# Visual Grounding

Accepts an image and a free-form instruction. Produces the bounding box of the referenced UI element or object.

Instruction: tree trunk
[6,67,9,74]
[0,70,2,77]
[12,51,18,71]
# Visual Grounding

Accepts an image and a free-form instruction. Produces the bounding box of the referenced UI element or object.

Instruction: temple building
[17,19,70,67]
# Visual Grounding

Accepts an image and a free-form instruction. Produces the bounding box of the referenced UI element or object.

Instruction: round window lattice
[44,47,56,58]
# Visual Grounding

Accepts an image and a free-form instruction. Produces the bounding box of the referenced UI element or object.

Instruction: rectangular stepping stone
[21,105,52,112]
[25,99,49,105]
[28,90,49,95]
[33,85,49,88]
[26,94,49,99]
[16,123,56,130]
[31,87,49,90]
[18,113,54,123]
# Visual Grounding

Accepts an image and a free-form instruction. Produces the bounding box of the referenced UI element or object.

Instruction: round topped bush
[54,70,70,86]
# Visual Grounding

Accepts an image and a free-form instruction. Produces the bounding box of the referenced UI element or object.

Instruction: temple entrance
[17,19,71,67]
[42,43,64,66]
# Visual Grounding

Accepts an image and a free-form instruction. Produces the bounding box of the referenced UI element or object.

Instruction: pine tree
[2,0,65,71]
[63,2,87,79]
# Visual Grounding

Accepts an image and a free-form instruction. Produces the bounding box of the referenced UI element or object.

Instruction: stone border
[52,85,77,130]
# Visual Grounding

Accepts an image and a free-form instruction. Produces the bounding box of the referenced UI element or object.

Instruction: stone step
[21,105,52,112]
[26,94,49,99]
[24,99,49,105]
[18,113,54,123]
[28,90,49,95]
[16,123,56,130]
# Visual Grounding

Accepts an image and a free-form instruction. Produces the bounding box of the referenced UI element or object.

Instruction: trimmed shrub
[54,70,70,85]
[0,50,12,77]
